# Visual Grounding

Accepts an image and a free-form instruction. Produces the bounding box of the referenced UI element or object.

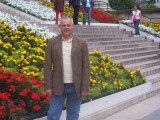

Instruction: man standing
[69,0,80,25]
[44,16,90,120]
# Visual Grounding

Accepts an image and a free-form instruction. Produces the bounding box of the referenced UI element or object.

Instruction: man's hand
[45,89,52,97]
[81,91,88,98]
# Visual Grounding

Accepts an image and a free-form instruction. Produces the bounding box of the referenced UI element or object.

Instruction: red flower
[24,88,31,93]
[43,100,47,103]
[0,111,5,118]
[29,76,35,80]
[9,88,15,93]
[10,85,15,88]
[0,92,11,101]
[6,79,14,84]
[5,71,12,75]
[24,116,28,119]
[0,69,4,73]
[18,75,27,83]
[31,92,40,100]
[11,72,20,80]
[8,102,14,107]
[0,75,8,80]
[33,105,41,111]
[20,100,26,107]
[10,109,15,112]
[16,105,22,111]
[38,84,43,88]
[20,91,27,96]
[39,93,46,98]
[0,106,5,111]
[31,79,39,85]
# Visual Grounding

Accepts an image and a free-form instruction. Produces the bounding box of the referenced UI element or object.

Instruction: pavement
[102,93,160,120]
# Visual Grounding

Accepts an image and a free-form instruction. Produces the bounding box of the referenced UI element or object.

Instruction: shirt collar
[62,37,73,43]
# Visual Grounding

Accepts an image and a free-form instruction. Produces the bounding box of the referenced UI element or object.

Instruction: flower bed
[120,20,160,37]
[0,11,56,38]
[0,0,56,20]
[0,69,50,120]
[39,1,119,23]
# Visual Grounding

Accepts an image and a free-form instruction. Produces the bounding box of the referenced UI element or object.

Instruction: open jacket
[82,0,93,9]
[44,34,90,98]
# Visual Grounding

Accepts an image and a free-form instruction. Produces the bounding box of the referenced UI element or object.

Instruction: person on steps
[54,0,64,25]
[131,5,142,37]
[82,0,93,25]
[44,16,90,120]
[69,0,80,25]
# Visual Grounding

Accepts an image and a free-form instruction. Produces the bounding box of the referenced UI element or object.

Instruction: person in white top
[132,5,142,37]
[82,0,93,25]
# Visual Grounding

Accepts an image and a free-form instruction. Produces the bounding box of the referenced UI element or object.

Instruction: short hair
[60,16,73,24]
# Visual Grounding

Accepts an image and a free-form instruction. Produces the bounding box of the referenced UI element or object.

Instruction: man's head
[59,16,74,38]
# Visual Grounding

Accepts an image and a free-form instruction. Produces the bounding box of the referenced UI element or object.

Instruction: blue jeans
[47,83,82,120]
[134,19,140,35]
[83,8,92,25]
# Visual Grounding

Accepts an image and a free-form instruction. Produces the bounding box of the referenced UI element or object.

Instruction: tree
[109,0,136,10]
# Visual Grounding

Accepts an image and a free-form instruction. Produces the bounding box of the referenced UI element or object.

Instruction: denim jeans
[47,83,82,120]
[83,8,92,25]
[134,19,140,35]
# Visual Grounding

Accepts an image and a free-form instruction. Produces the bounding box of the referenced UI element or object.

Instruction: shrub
[109,0,136,10]
[141,4,157,9]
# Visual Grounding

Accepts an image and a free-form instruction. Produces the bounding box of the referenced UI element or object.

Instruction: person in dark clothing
[69,0,80,25]
[54,0,64,24]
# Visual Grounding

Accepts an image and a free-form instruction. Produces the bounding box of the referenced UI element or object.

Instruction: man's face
[59,18,74,37]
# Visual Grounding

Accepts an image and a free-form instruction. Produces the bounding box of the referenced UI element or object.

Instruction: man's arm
[81,40,90,98]
[44,39,53,96]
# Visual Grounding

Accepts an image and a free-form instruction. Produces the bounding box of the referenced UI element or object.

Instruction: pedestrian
[131,5,142,37]
[44,16,90,120]
[69,0,80,25]
[54,0,64,25]
[82,0,93,25]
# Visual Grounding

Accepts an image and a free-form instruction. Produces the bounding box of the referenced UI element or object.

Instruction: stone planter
[36,82,152,120]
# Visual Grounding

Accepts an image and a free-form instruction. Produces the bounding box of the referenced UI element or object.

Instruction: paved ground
[141,108,160,120]
[102,94,160,120]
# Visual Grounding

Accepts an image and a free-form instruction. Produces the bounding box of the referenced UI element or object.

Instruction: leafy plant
[109,0,136,10]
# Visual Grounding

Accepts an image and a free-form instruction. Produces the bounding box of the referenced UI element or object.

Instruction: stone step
[88,43,147,51]
[146,73,160,84]
[87,39,152,47]
[99,46,156,55]
[72,31,131,35]
[125,59,160,71]
[141,64,160,77]
[86,37,147,42]
[113,54,160,65]
[111,49,160,60]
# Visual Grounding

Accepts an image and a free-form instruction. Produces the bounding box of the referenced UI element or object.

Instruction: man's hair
[60,16,73,24]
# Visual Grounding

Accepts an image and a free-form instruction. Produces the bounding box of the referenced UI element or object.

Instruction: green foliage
[109,0,136,10]
[141,4,157,9]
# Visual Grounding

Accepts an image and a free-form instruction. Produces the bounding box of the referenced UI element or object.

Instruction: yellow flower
[92,80,96,83]
[4,55,7,58]
[114,81,117,85]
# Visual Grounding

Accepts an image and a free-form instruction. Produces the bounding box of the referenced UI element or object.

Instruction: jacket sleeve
[81,40,90,93]
[44,39,53,90]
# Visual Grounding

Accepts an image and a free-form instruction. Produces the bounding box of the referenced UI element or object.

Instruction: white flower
[2,0,56,20]
[0,11,57,38]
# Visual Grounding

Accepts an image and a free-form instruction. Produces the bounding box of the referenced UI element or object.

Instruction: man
[44,16,90,120]
[69,0,80,25]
